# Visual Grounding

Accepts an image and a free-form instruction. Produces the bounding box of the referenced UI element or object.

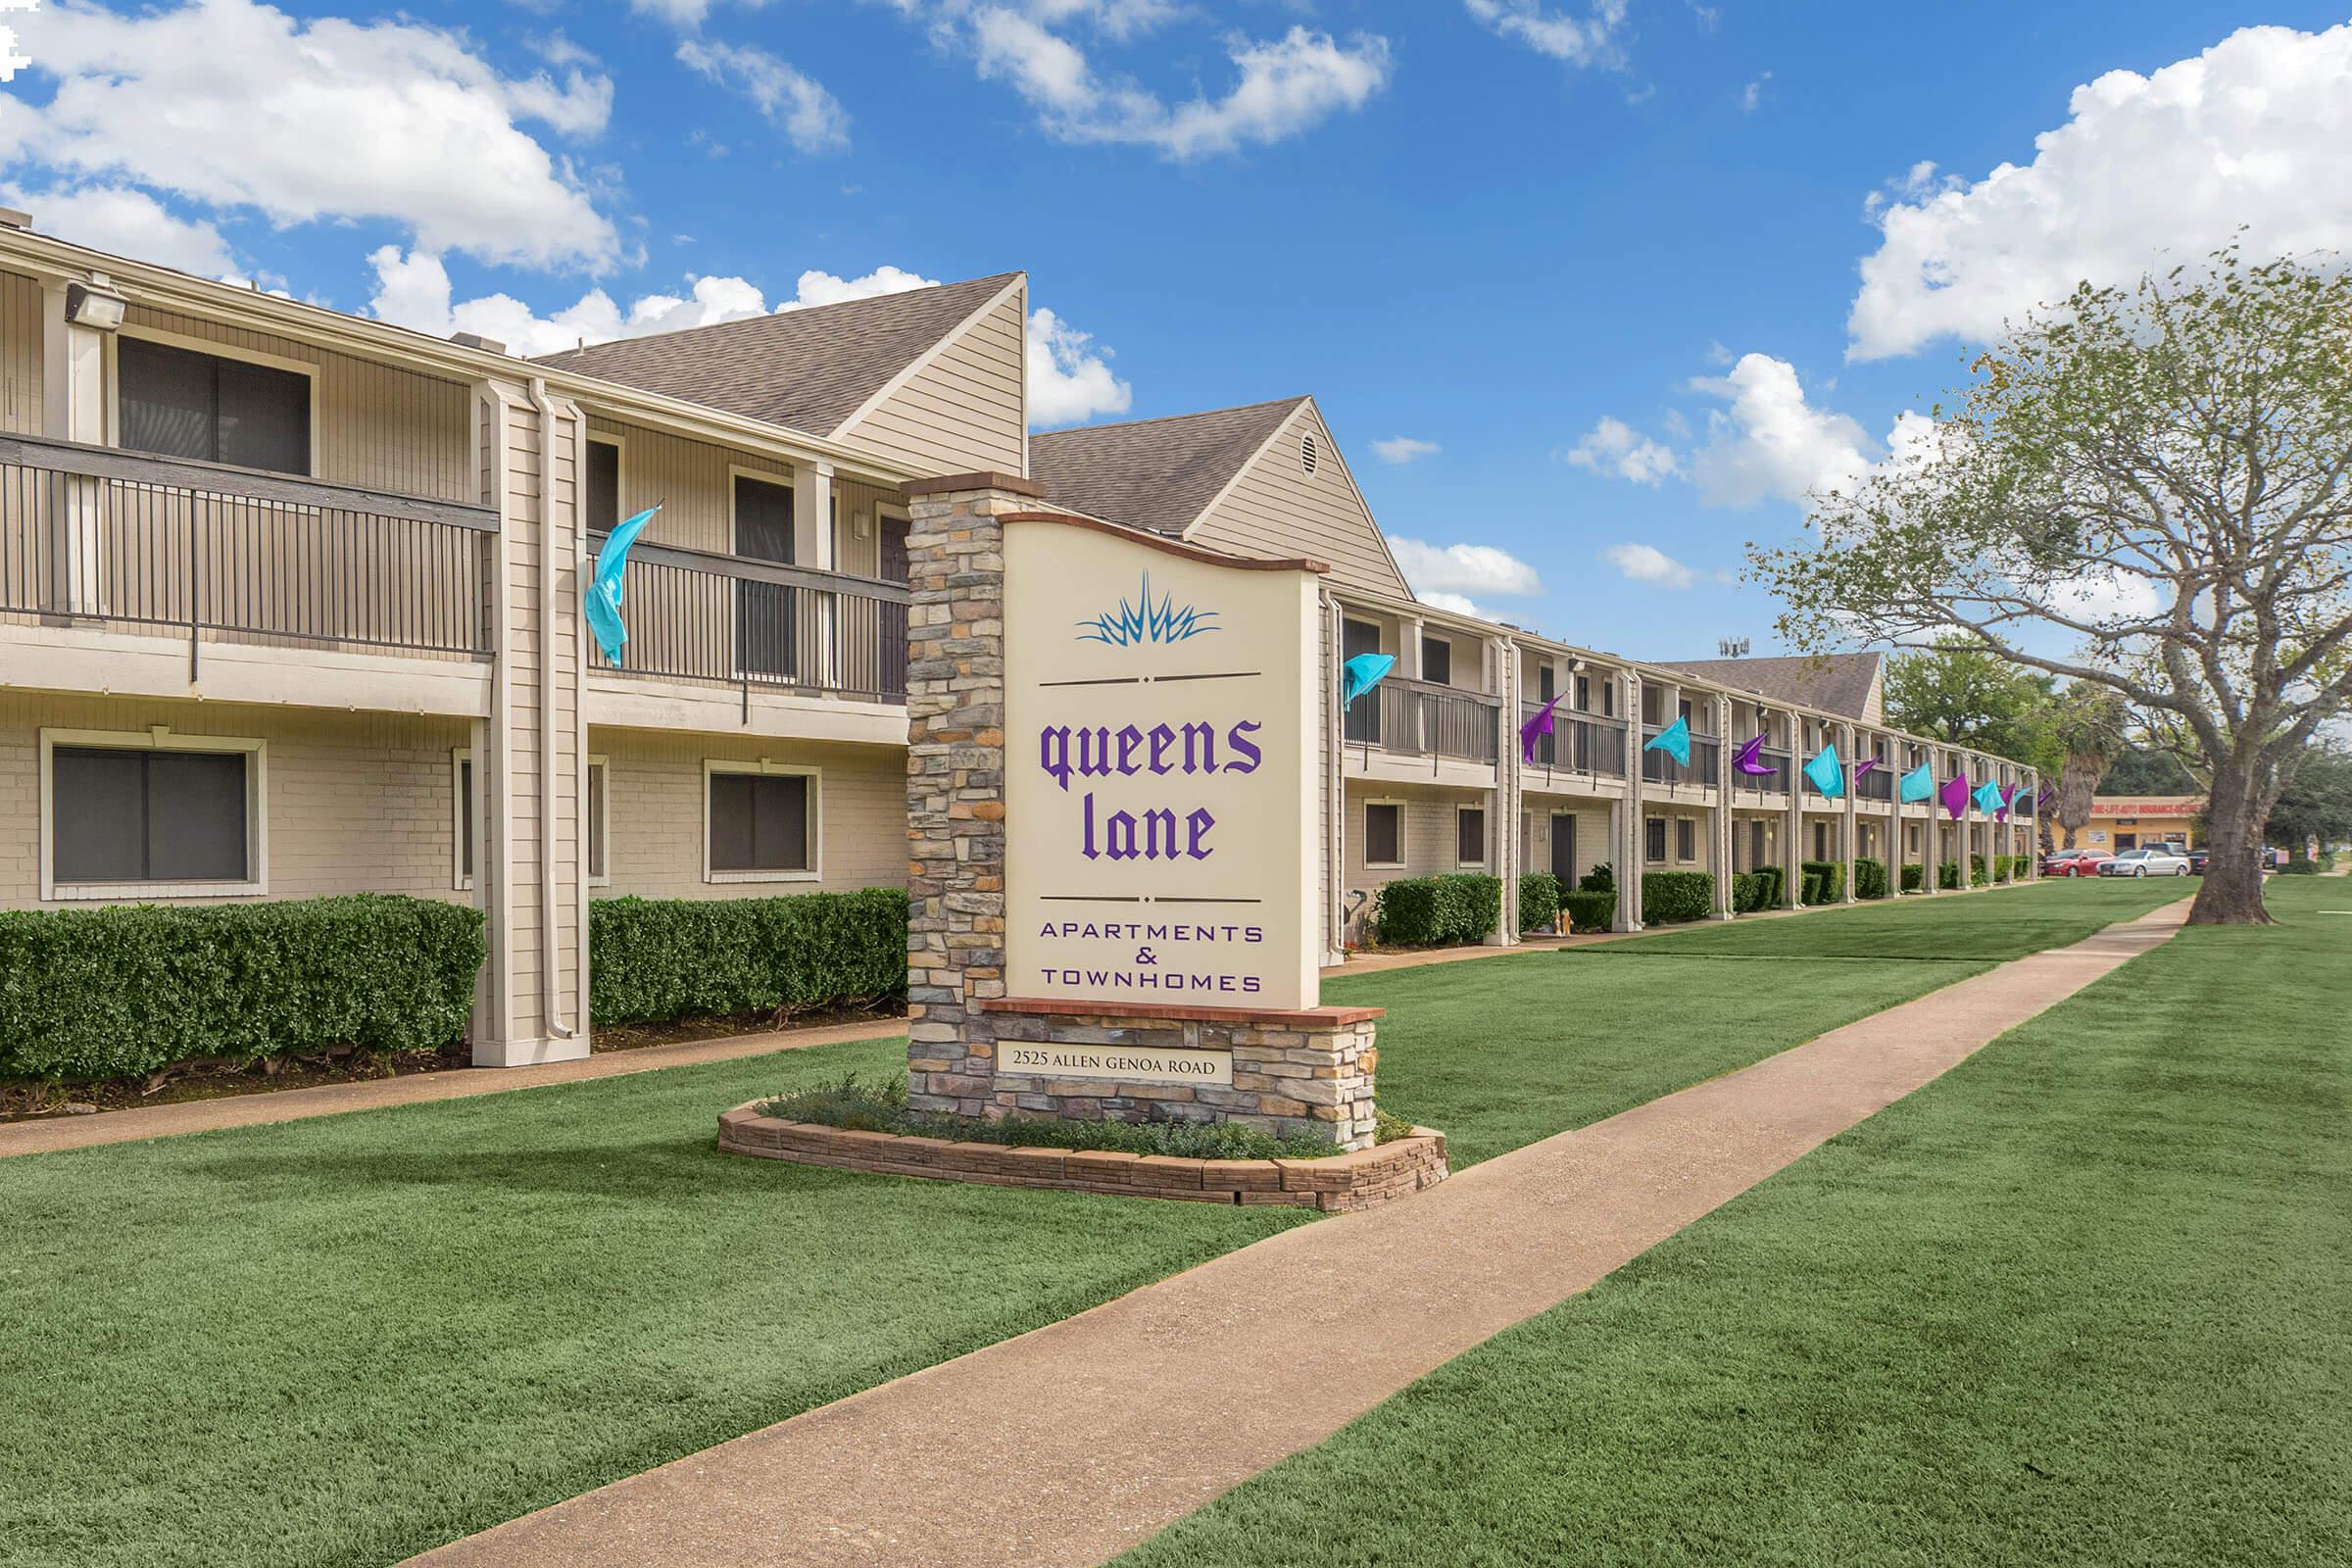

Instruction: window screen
[1421,636,1451,686]
[119,338,310,475]
[587,762,607,880]
[1677,818,1696,861]
[1364,802,1401,864]
[459,758,474,879]
[710,772,810,872]
[52,746,248,883]
[1645,816,1669,863]
[586,440,620,533]
[1456,808,1486,865]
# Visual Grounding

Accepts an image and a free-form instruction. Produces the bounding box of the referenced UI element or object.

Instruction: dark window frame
[49,739,257,889]
[1645,815,1669,864]
[1456,806,1487,867]
[707,765,817,878]
[116,334,314,477]
[1363,801,1403,867]
[1676,817,1696,863]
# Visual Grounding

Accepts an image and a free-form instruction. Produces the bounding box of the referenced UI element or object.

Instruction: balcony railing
[1733,746,1793,796]
[1518,704,1626,779]
[0,433,495,669]
[1641,727,1721,786]
[591,534,911,704]
[1857,763,1894,802]
[1344,674,1499,765]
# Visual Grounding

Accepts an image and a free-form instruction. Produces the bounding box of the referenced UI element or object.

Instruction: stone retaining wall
[718,1102,1447,1211]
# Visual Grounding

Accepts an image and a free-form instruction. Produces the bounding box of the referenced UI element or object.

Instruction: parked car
[2042,849,2113,877]
[2187,849,2210,874]
[2099,846,2194,877]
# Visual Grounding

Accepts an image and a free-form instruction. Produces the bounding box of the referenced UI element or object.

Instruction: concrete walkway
[410,897,2188,1568]
[0,1015,906,1160]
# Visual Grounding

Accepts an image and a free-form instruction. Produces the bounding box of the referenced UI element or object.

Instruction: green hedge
[1560,889,1617,933]
[1732,871,1771,913]
[1516,871,1563,935]
[1750,863,1785,909]
[1372,874,1501,948]
[0,895,485,1082]
[1801,859,1845,905]
[1578,862,1615,895]
[2281,851,2333,875]
[1970,854,1989,887]
[1900,861,1926,892]
[588,889,907,1026]
[1642,869,1714,925]
[1939,860,1962,890]
[1854,857,1889,900]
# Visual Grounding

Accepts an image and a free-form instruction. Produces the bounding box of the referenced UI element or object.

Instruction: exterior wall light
[65,279,127,331]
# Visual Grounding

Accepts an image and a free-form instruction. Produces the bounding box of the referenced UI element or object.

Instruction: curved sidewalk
[409,898,2190,1568]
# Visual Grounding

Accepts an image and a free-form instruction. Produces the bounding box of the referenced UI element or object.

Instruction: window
[44,731,263,896]
[586,758,609,884]
[1456,807,1487,867]
[707,763,817,879]
[1364,801,1402,867]
[586,437,621,533]
[1750,820,1767,867]
[1677,698,1692,724]
[1676,818,1696,862]
[1421,635,1451,686]
[1641,685,1663,727]
[455,750,607,888]
[1343,618,1383,746]
[1645,816,1668,864]
[1602,679,1616,718]
[1573,673,1590,712]
[118,336,311,475]
[1813,821,1831,860]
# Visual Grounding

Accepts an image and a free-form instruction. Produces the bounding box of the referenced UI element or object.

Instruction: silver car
[2098,846,2193,877]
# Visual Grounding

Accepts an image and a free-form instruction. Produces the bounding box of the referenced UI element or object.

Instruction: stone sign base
[970,999,1383,1151]
[718,1102,1447,1210]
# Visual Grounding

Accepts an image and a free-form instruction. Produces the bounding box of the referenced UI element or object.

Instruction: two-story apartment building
[0,212,2040,1067]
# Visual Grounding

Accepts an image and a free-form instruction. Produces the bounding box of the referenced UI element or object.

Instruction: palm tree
[2051,689,2132,850]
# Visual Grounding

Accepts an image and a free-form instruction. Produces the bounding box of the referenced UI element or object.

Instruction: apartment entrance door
[735,474,798,681]
[1549,813,1578,882]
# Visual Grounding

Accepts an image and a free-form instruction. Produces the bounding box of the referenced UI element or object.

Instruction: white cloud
[370,250,1132,429]
[3,0,617,270]
[676,39,850,153]
[1604,542,1695,589]
[1687,353,1875,508]
[1850,22,2352,360]
[1417,591,1490,619]
[1388,537,1543,599]
[923,8,1389,159]
[1370,436,1440,464]
[1564,416,1679,484]
[0,183,234,275]
[1027,305,1131,426]
[1462,0,1629,67]
[1739,71,1770,112]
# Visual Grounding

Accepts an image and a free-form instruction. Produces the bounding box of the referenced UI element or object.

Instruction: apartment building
[0,214,2040,1065]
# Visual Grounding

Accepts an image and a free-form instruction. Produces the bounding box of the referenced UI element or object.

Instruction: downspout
[527,377,574,1043]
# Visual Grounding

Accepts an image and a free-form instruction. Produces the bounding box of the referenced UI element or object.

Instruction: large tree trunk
[2186,762,2272,924]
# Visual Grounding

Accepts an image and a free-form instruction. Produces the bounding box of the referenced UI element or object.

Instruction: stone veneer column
[901,473,1036,1117]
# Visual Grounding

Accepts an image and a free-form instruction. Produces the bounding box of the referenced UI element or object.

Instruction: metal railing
[590,533,911,704]
[1518,704,1626,779]
[1857,763,1894,802]
[0,432,495,671]
[1641,726,1720,786]
[1732,745,1793,796]
[1344,674,1499,764]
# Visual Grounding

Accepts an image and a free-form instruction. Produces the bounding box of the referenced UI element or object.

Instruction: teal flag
[585,504,661,668]
[1342,653,1395,708]
[1643,713,1690,765]
[1898,760,1934,803]
[1803,742,1843,799]
[1973,777,2006,816]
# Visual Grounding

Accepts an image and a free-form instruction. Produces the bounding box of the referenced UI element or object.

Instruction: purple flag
[1854,756,1881,778]
[1733,733,1775,775]
[1939,773,1970,820]
[2035,785,2055,811]
[1519,693,1565,764]
[1995,782,2021,822]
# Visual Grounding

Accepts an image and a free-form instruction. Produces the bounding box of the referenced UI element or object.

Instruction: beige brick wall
[1523,796,1612,886]
[592,728,906,900]
[0,691,469,909]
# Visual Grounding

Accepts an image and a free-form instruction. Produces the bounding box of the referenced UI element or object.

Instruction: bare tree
[1751,248,2352,922]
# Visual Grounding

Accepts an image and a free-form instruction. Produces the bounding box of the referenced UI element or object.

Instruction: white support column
[797,461,837,686]
[1781,710,1802,908]
[1841,720,1861,903]
[1491,635,1518,947]
[1620,670,1645,931]
[41,277,112,615]
[1711,693,1736,919]
[1401,616,1425,681]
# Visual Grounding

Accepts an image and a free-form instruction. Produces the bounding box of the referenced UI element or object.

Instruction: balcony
[1641,726,1720,788]
[0,433,495,674]
[1857,764,1894,803]
[591,535,911,707]
[1732,746,1793,798]
[1343,675,1500,770]
[1519,703,1626,782]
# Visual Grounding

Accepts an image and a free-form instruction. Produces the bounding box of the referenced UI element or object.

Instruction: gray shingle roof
[1654,652,1886,721]
[530,272,1020,439]
[1027,397,1309,536]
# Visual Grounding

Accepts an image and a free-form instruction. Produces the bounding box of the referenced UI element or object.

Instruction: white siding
[1192,403,1410,598]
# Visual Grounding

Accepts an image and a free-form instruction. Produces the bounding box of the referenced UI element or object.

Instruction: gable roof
[531,272,1022,441]
[1654,651,1886,721]
[1027,397,1309,536]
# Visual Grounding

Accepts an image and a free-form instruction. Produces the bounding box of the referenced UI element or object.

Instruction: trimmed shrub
[1799,868,1824,906]
[1970,854,1989,887]
[0,895,485,1082]
[1642,869,1714,925]
[1900,861,1926,893]
[1939,860,1962,890]
[1516,871,1564,935]
[589,888,907,1026]
[1560,889,1618,933]
[1751,863,1785,909]
[1854,857,1890,899]
[1732,871,1770,913]
[1801,859,1845,905]
[1372,873,1501,948]
[1578,862,1615,894]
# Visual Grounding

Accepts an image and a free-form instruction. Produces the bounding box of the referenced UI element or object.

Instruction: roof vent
[451,331,508,355]
[1300,432,1318,476]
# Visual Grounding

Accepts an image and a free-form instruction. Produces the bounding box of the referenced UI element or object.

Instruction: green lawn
[1117,877,2350,1568]
[0,877,2190,1568]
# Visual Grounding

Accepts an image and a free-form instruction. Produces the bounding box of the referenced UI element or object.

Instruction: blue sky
[5,1,2348,664]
